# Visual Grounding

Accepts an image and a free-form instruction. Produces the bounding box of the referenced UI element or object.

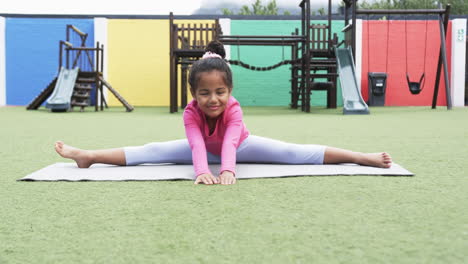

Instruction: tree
[222,0,282,15]
[317,7,326,16]
[438,0,468,15]
[252,0,265,15]
[221,8,234,15]
[265,0,279,15]
[238,5,253,15]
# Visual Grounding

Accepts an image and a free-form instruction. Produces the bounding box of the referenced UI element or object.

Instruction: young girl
[55,41,392,185]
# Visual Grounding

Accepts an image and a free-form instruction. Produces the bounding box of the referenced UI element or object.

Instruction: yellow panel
[107,19,216,107]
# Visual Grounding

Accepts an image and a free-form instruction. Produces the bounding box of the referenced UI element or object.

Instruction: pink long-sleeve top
[183,96,250,177]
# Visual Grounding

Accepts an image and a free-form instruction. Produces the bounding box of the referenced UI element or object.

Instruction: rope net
[226,58,302,71]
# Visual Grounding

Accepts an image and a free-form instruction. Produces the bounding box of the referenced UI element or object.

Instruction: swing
[404,1,429,95]
[406,73,425,95]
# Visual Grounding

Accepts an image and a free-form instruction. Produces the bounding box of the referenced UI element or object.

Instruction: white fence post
[450,19,466,107]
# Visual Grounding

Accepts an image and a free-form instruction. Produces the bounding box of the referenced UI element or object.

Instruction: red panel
[361,20,452,106]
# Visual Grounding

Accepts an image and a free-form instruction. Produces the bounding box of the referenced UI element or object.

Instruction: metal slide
[335,47,370,115]
[45,67,79,111]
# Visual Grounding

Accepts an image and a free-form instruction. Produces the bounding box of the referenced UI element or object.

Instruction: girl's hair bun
[205,40,226,59]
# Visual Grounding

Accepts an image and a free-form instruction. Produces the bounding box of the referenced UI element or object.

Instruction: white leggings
[124,135,326,166]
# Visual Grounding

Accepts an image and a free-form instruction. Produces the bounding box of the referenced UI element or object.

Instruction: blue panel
[6,18,94,105]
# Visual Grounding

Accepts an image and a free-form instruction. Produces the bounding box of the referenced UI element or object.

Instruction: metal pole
[95,41,99,111]
[300,1,306,110]
[328,0,332,51]
[169,12,176,113]
[100,44,104,110]
[344,2,349,26]
[431,5,451,109]
[66,49,69,69]
[352,0,357,58]
[181,62,187,109]
[59,42,63,71]
[303,0,311,111]
[291,28,299,109]
[301,6,305,39]
[66,25,70,69]
[66,25,70,42]
[439,13,452,109]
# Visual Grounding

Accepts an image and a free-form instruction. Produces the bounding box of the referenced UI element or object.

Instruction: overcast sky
[1,0,337,15]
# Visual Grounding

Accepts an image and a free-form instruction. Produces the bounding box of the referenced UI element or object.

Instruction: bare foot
[55,141,93,168]
[357,152,392,168]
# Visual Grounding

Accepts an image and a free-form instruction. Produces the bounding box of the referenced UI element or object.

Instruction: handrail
[66,47,101,51]
[220,35,304,39]
[341,24,353,33]
[67,24,87,37]
[61,40,73,48]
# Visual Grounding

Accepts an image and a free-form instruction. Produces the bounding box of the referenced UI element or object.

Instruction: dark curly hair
[189,40,233,93]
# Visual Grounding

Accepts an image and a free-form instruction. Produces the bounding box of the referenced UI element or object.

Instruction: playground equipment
[169,13,222,113]
[45,67,79,111]
[335,47,369,114]
[27,25,133,112]
[342,0,452,109]
[170,0,452,113]
[404,11,429,95]
[169,0,340,113]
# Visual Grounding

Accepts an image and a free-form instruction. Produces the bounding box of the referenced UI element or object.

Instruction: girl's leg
[55,140,221,168]
[124,140,193,165]
[236,135,326,164]
[236,135,392,168]
[323,147,392,168]
[55,141,125,168]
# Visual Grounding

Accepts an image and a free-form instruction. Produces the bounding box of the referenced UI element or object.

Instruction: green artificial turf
[1,106,467,263]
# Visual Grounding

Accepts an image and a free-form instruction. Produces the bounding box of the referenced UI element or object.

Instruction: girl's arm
[183,109,212,177]
[220,106,244,175]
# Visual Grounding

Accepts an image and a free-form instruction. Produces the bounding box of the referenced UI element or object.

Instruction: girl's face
[191,70,231,120]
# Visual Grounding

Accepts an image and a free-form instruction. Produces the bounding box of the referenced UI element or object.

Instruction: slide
[46,67,79,111]
[334,47,370,115]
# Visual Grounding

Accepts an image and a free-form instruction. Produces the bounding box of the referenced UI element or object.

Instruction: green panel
[230,20,344,107]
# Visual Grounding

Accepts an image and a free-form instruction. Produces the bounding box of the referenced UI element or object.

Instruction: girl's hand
[194,173,219,185]
[219,171,236,185]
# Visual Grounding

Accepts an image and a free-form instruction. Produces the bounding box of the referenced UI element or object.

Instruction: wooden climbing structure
[169,13,222,113]
[169,0,339,113]
[27,25,133,112]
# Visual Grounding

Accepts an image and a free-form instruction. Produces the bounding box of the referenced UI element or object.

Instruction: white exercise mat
[19,162,413,181]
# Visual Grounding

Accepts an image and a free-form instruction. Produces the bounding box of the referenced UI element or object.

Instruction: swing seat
[406,73,425,95]
[408,82,422,94]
